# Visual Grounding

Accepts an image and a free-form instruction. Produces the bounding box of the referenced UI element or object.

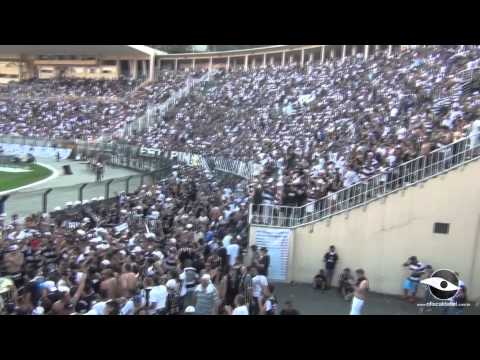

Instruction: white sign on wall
[254,227,291,282]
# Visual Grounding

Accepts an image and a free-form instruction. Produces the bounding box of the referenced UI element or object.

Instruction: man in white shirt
[84,300,109,315]
[226,238,240,267]
[343,166,360,188]
[470,119,480,154]
[120,289,139,315]
[142,277,167,315]
[225,294,249,315]
[251,266,268,315]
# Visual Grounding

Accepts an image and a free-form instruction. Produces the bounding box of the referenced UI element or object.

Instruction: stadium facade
[0,45,408,84]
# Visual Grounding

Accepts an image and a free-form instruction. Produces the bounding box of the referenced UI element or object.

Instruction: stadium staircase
[123,71,212,137]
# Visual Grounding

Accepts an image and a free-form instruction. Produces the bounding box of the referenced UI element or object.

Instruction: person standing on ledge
[323,245,338,290]
[349,269,369,315]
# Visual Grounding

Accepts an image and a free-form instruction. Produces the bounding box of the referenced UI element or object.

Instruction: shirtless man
[51,272,87,315]
[100,269,120,300]
[4,245,25,288]
[119,263,138,297]
[349,269,369,315]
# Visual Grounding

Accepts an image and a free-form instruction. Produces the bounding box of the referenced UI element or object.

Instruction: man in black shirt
[257,247,270,277]
[323,245,338,290]
[216,241,228,272]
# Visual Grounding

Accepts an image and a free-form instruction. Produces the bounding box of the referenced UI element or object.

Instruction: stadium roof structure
[0,45,165,59]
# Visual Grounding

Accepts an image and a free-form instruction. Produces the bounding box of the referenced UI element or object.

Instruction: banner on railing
[139,147,165,158]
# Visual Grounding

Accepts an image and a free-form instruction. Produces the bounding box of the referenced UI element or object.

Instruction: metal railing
[0,135,258,180]
[212,157,258,180]
[2,167,171,219]
[250,136,480,228]
[124,71,212,137]
[109,153,172,172]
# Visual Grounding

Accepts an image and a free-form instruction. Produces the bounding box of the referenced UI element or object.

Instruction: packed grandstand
[0,45,479,315]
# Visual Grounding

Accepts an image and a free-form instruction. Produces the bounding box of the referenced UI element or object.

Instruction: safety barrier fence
[0,135,259,180]
[1,167,171,219]
[250,136,480,228]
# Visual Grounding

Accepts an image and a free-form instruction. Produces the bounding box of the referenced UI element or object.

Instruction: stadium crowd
[0,78,142,99]
[1,46,480,315]
[0,165,294,315]
[133,45,480,206]
[0,71,194,141]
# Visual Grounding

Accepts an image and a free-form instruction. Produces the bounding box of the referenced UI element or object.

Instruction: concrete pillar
[252,57,256,69]
[364,45,369,61]
[281,51,286,67]
[289,55,294,65]
[352,46,357,56]
[321,46,325,64]
[116,60,121,79]
[330,49,334,59]
[226,57,230,71]
[263,53,267,68]
[174,59,178,72]
[209,57,213,71]
[300,48,305,67]
[388,45,393,56]
[131,60,138,79]
[270,56,275,66]
[375,45,380,54]
[342,45,347,61]
[149,55,155,81]
[192,58,196,71]
[309,52,314,63]
[244,55,249,71]
[157,59,162,72]
[142,60,147,77]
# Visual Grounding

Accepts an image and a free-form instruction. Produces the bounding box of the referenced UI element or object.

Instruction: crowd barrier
[0,136,258,180]
[2,167,171,218]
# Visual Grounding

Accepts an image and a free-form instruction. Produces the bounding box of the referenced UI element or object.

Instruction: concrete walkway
[4,158,139,218]
[274,283,480,315]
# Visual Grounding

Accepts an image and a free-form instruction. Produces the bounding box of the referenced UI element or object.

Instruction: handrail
[250,136,480,228]
[124,71,212,136]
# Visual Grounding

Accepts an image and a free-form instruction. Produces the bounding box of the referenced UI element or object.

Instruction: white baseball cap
[166,279,177,290]
[184,306,195,313]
